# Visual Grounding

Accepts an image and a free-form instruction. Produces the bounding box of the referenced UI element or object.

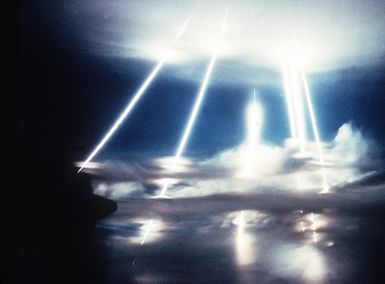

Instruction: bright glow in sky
[57,0,385,74]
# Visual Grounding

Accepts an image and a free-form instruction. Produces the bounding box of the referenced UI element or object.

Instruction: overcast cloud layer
[47,0,385,83]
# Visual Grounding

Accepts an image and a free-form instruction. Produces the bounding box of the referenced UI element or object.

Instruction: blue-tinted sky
[19,0,385,161]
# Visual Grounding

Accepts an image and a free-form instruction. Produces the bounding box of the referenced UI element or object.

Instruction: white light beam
[292,33,328,192]
[282,61,297,139]
[159,10,228,197]
[140,218,154,246]
[77,16,192,173]
[140,10,229,247]
[299,67,328,193]
[290,64,307,152]
[160,51,218,196]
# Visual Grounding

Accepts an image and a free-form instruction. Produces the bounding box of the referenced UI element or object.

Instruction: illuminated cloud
[49,0,385,85]
[90,122,380,199]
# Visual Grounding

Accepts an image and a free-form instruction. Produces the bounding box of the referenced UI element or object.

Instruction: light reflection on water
[129,218,166,245]
[234,211,255,266]
[95,197,382,283]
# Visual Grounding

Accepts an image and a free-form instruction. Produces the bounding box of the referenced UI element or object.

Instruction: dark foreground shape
[14,163,118,284]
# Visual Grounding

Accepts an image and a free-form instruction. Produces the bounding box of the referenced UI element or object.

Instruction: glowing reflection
[296,212,330,245]
[129,219,165,245]
[310,212,318,244]
[234,211,255,266]
[271,244,326,282]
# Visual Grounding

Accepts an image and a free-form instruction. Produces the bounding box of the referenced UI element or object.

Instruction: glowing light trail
[140,218,154,246]
[282,34,328,192]
[291,33,328,192]
[139,10,229,247]
[159,11,228,197]
[282,63,297,138]
[239,89,264,178]
[77,16,193,173]
[78,61,164,173]
[299,67,328,193]
[160,53,218,196]
[291,65,307,153]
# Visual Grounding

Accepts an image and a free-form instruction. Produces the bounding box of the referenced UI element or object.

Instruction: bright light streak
[235,211,254,266]
[173,16,192,45]
[239,91,264,178]
[289,64,307,152]
[246,100,262,152]
[78,61,164,173]
[159,10,228,196]
[282,34,328,192]
[140,218,154,246]
[299,67,329,193]
[294,33,328,192]
[282,62,297,138]
[141,10,229,247]
[77,15,192,173]
[160,52,218,196]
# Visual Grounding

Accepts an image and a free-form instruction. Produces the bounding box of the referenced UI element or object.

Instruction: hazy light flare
[239,92,264,179]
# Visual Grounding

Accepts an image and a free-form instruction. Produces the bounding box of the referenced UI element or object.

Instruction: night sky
[15,1,385,283]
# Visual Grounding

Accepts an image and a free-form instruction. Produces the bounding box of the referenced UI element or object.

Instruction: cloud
[49,0,385,85]
[89,122,382,199]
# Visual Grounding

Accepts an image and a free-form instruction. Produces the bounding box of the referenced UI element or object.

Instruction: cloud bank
[89,122,382,200]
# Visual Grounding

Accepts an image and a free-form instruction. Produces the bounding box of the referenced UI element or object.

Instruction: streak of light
[293,33,328,192]
[141,219,154,246]
[140,10,229,247]
[159,52,218,196]
[78,61,164,173]
[128,218,165,245]
[239,90,264,178]
[289,62,307,152]
[77,15,193,173]
[299,67,329,193]
[282,61,297,138]
[282,34,328,193]
[235,211,254,266]
[159,10,228,197]
[173,16,192,44]
[246,90,263,152]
